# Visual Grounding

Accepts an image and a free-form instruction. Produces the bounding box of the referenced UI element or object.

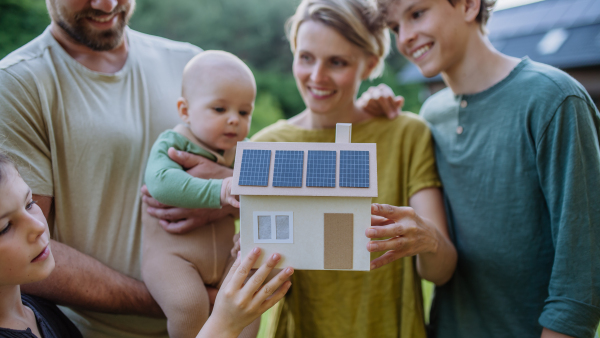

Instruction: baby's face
[183,75,254,151]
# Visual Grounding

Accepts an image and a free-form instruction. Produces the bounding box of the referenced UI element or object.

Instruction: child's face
[0,166,55,287]
[386,0,471,77]
[180,75,255,151]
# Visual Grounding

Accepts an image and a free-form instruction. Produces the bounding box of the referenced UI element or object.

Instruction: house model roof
[231,124,378,198]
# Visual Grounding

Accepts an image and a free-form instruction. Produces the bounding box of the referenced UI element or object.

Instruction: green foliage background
[0,0,427,135]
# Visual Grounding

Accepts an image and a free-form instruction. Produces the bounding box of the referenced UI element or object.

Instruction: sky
[494,0,545,11]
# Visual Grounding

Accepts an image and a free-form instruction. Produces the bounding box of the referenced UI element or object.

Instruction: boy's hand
[356,83,404,119]
[197,248,293,338]
[221,177,239,208]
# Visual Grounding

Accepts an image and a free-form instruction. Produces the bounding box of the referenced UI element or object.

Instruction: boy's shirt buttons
[460,100,468,108]
[456,126,464,135]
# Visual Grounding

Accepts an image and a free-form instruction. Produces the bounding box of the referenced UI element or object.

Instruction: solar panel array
[339,151,369,188]
[306,151,336,187]
[238,149,271,186]
[273,150,304,187]
[238,148,370,188]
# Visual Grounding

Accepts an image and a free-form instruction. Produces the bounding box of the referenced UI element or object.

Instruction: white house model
[231,123,377,271]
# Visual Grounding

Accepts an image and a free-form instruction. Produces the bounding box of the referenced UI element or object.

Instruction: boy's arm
[145,134,223,209]
[536,96,600,338]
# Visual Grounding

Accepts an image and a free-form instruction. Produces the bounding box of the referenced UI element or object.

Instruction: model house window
[254,211,293,243]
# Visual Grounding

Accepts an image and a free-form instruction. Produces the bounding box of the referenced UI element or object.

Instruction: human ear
[361,55,379,80]
[177,97,190,123]
[462,0,481,23]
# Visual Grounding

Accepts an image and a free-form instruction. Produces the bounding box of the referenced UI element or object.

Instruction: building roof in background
[399,0,600,84]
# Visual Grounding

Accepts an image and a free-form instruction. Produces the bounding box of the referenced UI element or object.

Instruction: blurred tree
[0,0,50,59]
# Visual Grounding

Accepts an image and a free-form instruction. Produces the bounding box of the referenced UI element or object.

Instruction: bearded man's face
[46,0,135,51]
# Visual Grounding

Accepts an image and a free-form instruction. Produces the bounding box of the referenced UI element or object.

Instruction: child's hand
[220,177,239,208]
[197,248,293,338]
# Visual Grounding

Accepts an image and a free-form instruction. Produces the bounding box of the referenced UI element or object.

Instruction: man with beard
[0,0,234,337]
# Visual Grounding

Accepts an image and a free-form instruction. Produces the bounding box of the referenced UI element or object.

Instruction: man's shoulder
[0,28,53,76]
[127,29,202,57]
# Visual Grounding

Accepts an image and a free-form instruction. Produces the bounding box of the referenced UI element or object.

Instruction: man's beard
[56,5,132,51]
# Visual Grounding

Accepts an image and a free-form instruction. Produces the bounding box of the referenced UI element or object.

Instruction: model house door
[324,213,353,269]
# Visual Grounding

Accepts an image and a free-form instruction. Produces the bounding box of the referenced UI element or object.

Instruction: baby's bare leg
[143,252,210,338]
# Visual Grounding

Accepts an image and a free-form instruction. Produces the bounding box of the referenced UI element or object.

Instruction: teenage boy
[365,0,600,337]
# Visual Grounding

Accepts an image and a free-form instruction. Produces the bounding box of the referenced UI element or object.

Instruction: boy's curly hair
[377,0,497,33]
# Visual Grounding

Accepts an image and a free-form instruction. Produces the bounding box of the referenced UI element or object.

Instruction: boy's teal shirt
[144,130,225,209]
[422,58,600,338]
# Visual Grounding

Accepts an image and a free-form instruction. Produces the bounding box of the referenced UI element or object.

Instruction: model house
[231,124,377,271]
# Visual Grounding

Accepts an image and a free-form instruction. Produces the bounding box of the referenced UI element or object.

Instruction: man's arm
[21,195,214,317]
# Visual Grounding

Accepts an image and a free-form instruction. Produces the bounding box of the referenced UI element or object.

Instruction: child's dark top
[0,294,82,338]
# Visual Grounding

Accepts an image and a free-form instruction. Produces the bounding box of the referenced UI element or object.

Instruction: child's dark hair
[0,151,17,186]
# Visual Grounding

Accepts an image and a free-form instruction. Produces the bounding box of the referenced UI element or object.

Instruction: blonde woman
[252,0,457,337]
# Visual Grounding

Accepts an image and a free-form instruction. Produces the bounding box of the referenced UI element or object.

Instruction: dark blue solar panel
[273,150,304,187]
[306,150,336,187]
[238,149,271,186]
[339,151,369,188]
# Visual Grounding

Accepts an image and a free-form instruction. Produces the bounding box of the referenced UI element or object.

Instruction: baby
[142,50,256,338]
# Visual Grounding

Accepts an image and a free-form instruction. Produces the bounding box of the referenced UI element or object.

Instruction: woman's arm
[367,188,457,285]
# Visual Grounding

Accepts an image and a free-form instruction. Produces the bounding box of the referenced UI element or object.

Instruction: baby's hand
[220,177,239,208]
[197,248,293,338]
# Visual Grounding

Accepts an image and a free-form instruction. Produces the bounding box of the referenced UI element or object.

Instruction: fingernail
[370,243,378,250]
[253,247,260,254]
[285,267,293,274]
[237,251,241,258]
[272,253,280,260]
[177,150,183,157]
[367,229,376,237]
[370,263,376,270]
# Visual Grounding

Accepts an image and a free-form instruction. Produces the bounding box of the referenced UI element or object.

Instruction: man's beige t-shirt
[0,27,200,338]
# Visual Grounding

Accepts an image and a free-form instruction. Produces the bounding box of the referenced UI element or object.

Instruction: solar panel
[339,150,369,188]
[273,150,304,187]
[238,149,271,186]
[306,150,336,187]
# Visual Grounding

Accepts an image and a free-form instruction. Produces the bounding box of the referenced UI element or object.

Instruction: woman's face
[0,166,54,287]
[293,20,376,116]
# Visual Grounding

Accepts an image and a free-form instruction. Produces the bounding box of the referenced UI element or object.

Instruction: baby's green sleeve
[144,131,222,209]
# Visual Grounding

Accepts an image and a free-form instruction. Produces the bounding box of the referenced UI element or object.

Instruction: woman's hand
[367,188,457,285]
[356,83,404,119]
[367,203,439,268]
[197,248,294,338]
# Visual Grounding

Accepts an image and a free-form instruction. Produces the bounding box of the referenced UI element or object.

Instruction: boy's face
[180,75,255,151]
[0,166,55,287]
[386,0,471,77]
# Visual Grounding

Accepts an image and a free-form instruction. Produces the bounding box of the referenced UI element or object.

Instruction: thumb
[167,147,204,169]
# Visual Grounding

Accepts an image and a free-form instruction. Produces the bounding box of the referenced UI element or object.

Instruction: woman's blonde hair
[286,0,390,80]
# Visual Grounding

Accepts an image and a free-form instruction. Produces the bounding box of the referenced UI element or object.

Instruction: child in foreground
[0,152,82,337]
[142,50,259,338]
[0,151,292,338]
